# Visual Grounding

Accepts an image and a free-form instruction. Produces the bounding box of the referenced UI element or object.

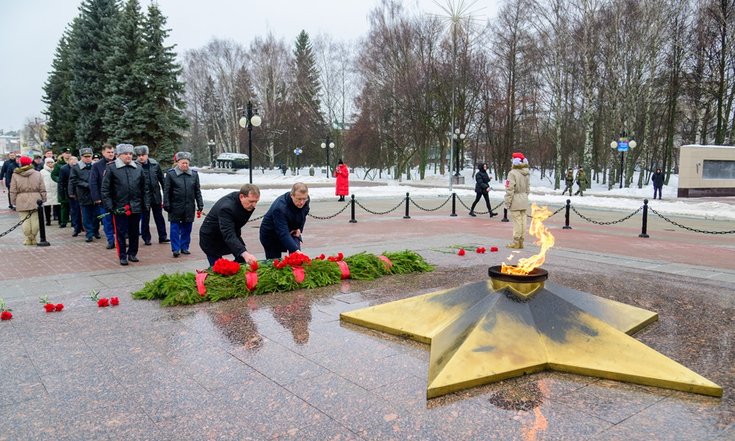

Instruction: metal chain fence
[410,195,452,212]
[308,202,351,220]
[571,205,643,225]
[354,199,405,216]
[0,210,36,239]
[455,195,504,215]
[648,206,735,235]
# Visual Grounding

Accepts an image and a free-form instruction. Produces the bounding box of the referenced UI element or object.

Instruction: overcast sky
[0,0,498,132]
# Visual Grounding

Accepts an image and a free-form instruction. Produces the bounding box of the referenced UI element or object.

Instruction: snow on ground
[195,166,735,221]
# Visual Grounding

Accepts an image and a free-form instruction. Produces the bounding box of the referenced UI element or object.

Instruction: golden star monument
[341,204,721,399]
[340,269,722,399]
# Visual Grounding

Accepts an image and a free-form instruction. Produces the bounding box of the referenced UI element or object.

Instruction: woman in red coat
[334,159,349,201]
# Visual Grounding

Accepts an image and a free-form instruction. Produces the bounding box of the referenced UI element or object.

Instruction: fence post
[639,199,650,238]
[501,207,509,223]
[403,192,411,219]
[36,200,50,247]
[450,192,457,217]
[349,194,357,223]
[563,199,572,229]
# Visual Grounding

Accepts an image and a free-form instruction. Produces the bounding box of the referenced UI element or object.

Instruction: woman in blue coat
[163,152,203,257]
[259,182,310,259]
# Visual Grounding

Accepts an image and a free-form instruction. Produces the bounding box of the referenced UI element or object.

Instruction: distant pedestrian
[40,158,59,226]
[163,152,203,258]
[32,155,44,172]
[90,144,117,249]
[259,183,310,259]
[1,152,19,210]
[199,184,261,266]
[334,159,349,201]
[504,152,530,249]
[69,148,97,242]
[574,166,587,196]
[135,145,169,246]
[101,144,148,266]
[561,168,574,196]
[9,156,46,245]
[469,163,497,217]
[652,168,664,200]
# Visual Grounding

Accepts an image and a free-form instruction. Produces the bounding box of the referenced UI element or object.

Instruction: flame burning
[501,204,555,275]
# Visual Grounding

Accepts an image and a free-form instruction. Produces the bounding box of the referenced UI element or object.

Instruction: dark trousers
[653,187,662,199]
[69,200,82,232]
[470,191,491,213]
[6,188,12,208]
[59,201,69,226]
[43,205,60,225]
[96,204,115,245]
[113,213,141,259]
[80,204,97,239]
[141,204,167,243]
[169,221,192,253]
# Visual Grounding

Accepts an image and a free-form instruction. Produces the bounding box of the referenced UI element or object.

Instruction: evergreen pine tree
[139,3,188,161]
[43,21,79,150]
[101,0,147,144]
[291,30,325,165]
[70,0,120,147]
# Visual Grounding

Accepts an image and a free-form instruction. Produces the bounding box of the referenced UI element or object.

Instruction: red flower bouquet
[0,299,12,321]
[212,258,241,276]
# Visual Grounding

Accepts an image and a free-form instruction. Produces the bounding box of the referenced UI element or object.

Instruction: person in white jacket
[40,158,59,226]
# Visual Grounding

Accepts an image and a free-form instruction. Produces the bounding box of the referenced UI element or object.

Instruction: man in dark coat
[163,151,203,257]
[69,148,98,242]
[101,143,148,266]
[259,182,310,259]
[90,144,116,249]
[135,145,169,245]
[652,168,664,200]
[60,156,81,234]
[51,148,71,227]
[199,183,260,267]
[1,151,19,209]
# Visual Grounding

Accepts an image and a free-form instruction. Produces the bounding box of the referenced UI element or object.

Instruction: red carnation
[490,246,499,252]
[196,211,202,218]
[458,248,466,256]
[1,311,12,321]
[317,253,325,260]
[124,204,130,210]
[44,303,55,313]
[476,247,486,254]
[55,304,64,312]
[98,298,110,307]
[125,210,132,216]
[249,261,259,272]
[213,258,241,276]
[110,296,120,306]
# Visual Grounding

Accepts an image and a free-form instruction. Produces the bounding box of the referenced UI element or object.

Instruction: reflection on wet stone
[207,306,263,351]
[272,294,312,345]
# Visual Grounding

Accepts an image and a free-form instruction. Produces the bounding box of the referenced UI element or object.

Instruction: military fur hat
[115,143,134,155]
[133,145,149,156]
[175,151,192,162]
[79,147,93,157]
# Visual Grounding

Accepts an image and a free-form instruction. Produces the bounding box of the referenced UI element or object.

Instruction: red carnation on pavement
[39,296,59,313]
[458,248,466,256]
[476,247,486,254]
[1,311,11,321]
[110,296,120,306]
[44,303,56,313]
[98,298,110,307]
[54,304,64,312]
[490,246,499,252]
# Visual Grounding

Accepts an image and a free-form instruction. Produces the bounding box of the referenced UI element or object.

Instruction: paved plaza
[0,195,733,440]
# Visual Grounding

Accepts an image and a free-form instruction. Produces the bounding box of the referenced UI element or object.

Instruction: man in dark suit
[199,183,260,267]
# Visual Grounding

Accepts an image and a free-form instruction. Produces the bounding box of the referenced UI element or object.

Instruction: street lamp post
[609,133,637,189]
[320,135,335,177]
[238,101,262,184]
[452,128,466,177]
[293,147,303,175]
[207,139,215,169]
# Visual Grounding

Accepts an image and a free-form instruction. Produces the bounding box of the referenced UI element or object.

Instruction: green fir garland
[132,250,433,306]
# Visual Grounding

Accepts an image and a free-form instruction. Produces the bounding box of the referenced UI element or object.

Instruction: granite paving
[0,196,732,440]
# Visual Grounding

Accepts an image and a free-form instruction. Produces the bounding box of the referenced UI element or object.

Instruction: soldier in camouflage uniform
[561,168,574,196]
[574,166,587,196]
